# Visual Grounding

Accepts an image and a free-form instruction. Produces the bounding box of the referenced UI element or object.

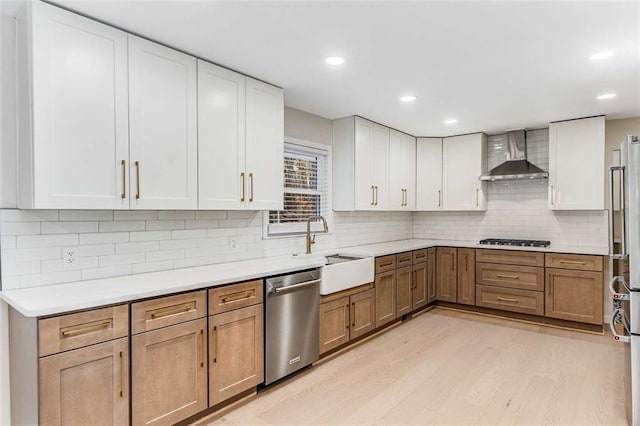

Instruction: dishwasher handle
[270,279,321,295]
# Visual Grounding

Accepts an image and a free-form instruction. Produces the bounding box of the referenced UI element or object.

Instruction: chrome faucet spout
[305,215,329,254]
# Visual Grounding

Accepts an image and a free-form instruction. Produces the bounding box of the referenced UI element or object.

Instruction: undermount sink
[319,254,374,295]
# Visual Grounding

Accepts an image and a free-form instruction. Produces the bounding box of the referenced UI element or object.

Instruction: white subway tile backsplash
[158,211,195,220]
[1,210,58,222]
[115,241,160,254]
[1,247,61,262]
[99,252,146,267]
[82,265,132,281]
[133,260,173,274]
[99,221,146,232]
[159,239,197,250]
[59,210,113,221]
[185,220,218,230]
[1,236,16,249]
[146,249,184,262]
[129,231,172,242]
[2,260,40,276]
[20,270,81,288]
[17,234,78,248]
[41,221,98,234]
[41,257,98,273]
[172,229,207,240]
[195,211,227,220]
[173,256,210,269]
[77,244,115,257]
[80,232,129,245]
[113,211,158,221]
[146,220,185,231]
[0,221,40,235]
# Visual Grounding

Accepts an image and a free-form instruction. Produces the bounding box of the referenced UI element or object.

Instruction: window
[265,140,330,237]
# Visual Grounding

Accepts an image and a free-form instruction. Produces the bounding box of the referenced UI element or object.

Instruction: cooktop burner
[479,238,551,248]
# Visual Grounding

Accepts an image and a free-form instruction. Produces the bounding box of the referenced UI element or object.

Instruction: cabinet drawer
[476,285,544,316]
[397,252,413,268]
[39,305,129,357]
[209,279,263,315]
[545,253,603,272]
[375,255,397,273]
[475,249,544,267]
[412,249,428,264]
[132,290,206,334]
[476,263,544,291]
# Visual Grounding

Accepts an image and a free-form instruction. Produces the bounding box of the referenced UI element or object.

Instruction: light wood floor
[206,308,628,425]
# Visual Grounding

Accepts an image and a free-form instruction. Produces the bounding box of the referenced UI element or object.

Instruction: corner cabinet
[17,1,130,209]
[198,61,283,210]
[128,36,198,210]
[548,116,605,210]
[416,138,443,210]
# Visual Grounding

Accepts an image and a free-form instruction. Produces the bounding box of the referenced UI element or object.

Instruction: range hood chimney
[479,129,548,181]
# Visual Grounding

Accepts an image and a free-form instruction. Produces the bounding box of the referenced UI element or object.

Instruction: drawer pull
[379,261,393,267]
[559,260,587,265]
[496,274,520,279]
[61,320,112,338]
[149,304,194,319]
[119,351,125,398]
[415,254,425,259]
[497,297,519,303]
[221,291,254,304]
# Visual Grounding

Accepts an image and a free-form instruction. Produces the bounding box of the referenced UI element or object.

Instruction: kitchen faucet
[306,215,329,254]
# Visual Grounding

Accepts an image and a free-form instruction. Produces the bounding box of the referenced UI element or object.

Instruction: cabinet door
[354,117,375,210]
[349,289,375,340]
[128,36,197,210]
[436,247,457,302]
[548,116,605,210]
[209,304,264,406]
[371,123,390,209]
[416,138,443,211]
[375,270,396,327]
[412,262,429,310]
[389,130,416,210]
[545,268,603,324]
[197,60,246,210]
[457,248,475,306]
[132,319,207,426]
[319,297,350,354]
[245,78,284,210]
[396,266,413,317]
[442,134,486,211]
[427,248,437,303]
[39,337,128,426]
[29,2,129,209]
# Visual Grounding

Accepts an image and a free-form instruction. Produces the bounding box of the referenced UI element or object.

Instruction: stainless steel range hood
[479,129,548,181]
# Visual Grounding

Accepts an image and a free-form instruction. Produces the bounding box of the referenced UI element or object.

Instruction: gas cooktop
[479,238,551,248]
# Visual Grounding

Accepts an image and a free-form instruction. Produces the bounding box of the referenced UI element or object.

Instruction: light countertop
[0,238,608,318]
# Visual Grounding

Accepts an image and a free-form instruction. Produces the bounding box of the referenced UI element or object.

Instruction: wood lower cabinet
[350,289,376,339]
[476,285,544,316]
[209,304,264,406]
[545,268,603,325]
[457,248,475,306]
[436,247,457,302]
[412,262,428,310]
[427,248,437,303]
[39,337,129,426]
[396,266,413,317]
[319,296,350,354]
[375,270,397,327]
[132,318,208,426]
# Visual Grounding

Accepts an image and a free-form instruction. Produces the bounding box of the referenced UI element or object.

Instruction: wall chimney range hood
[479,129,548,181]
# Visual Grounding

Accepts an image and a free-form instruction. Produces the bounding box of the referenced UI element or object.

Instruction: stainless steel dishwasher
[264,268,320,385]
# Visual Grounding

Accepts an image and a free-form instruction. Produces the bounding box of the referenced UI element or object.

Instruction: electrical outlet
[63,247,78,267]
[229,238,237,250]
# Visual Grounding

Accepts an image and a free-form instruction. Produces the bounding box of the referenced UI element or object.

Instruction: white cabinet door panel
[354,118,375,210]
[129,36,197,210]
[416,138,443,210]
[442,134,486,211]
[30,1,129,209]
[389,130,416,210]
[197,60,246,210]
[245,78,283,211]
[371,124,390,210]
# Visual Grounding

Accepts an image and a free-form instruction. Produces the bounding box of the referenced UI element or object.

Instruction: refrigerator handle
[608,165,627,259]
[610,309,631,343]
[609,275,631,301]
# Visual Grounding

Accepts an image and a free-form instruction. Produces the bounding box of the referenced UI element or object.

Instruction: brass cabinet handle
[119,351,125,397]
[135,161,140,199]
[465,254,468,272]
[437,190,441,207]
[497,274,520,279]
[61,320,112,338]
[149,303,193,319]
[352,302,355,327]
[550,185,556,206]
[121,160,126,199]
[345,305,350,330]
[240,172,245,202]
[249,172,254,202]
[559,260,587,265]
[371,186,375,206]
[375,186,378,206]
[476,188,479,207]
[221,291,253,304]
[401,189,404,207]
[200,329,205,368]
[497,297,519,303]
[213,326,218,363]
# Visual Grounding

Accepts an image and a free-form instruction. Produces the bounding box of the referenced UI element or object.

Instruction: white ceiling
[22,1,640,135]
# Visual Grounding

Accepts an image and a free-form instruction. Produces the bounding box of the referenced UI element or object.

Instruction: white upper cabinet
[128,36,198,210]
[245,78,284,211]
[416,138,443,211]
[197,60,246,210]
[389,130,416,210]
[548,116,605,210]
[18,1,129,209]
[334,116,390,211]
[442,133,487,211]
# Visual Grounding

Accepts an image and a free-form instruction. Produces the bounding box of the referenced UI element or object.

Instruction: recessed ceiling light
[589,51,614,61]
[597,93,616,100]
[444,119,458,125]
[400,95,417,103]
[325,56,345,65]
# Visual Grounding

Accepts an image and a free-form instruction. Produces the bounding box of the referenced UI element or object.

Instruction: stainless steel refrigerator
[609,135,640,425]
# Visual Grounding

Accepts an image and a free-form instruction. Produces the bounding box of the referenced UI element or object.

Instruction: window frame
[262,137,332,239]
